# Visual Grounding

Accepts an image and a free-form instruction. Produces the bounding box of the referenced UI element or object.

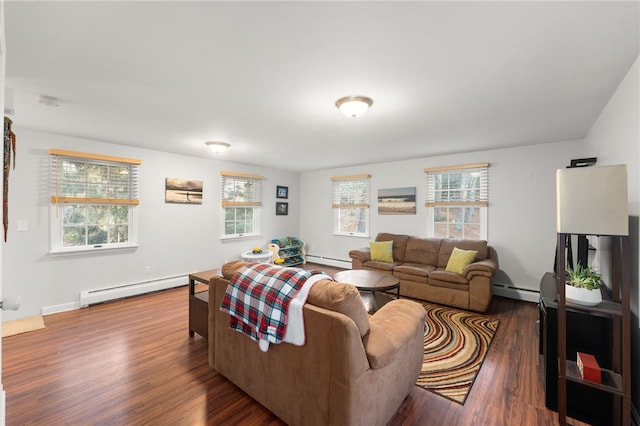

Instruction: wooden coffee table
[333,269,400,314]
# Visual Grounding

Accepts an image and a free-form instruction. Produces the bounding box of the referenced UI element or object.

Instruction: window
[220,171,263,238]
[425,163,489,240]
[49,149,140,253]
[331,174,371,237]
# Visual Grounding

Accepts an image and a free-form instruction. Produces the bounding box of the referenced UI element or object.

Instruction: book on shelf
[577,351,601,384]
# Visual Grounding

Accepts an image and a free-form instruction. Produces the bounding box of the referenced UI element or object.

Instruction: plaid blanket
[220,263,326,350]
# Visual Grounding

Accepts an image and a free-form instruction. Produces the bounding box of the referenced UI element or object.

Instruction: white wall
[1,128,300,320]
[300,139,585,296]
[584,55,640,416]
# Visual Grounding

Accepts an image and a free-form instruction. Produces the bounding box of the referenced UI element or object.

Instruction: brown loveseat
[208,261,427,426]
[349,233,498,312]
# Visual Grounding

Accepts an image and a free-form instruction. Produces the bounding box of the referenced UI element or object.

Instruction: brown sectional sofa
[349,233,498,312]
[208,261,427,426]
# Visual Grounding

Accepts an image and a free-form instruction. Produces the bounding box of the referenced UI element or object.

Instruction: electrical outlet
[145,266,151,275]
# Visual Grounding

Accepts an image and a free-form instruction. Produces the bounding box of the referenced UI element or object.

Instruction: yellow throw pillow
[369,241,394,263]
[445,247,478,274]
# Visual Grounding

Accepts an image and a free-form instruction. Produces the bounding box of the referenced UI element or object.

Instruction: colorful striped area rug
[416,303,499,404]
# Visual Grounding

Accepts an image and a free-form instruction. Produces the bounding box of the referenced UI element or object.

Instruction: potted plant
[565,264,602,306]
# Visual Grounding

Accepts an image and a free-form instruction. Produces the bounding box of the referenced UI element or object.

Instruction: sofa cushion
[393,264,431,284]
[363,261,395,272]
[375,233,409,263]
[370,240,394,263]
[307,279,370,337]
[437,239,488,268]
[393,264,433,277]
[445,247,478,274]
[429,270,470,289]
[404,237,441,265]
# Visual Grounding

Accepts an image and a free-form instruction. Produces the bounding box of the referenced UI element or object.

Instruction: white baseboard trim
[305,254,351,269]
[42,301,80,316]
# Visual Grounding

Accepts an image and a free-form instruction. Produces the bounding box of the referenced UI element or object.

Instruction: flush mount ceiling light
[335,95,373,118]
[205,141,230,153]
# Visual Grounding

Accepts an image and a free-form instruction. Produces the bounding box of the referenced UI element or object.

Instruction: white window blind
[331,174,371,208]
[220,171,264,206]
[331,174,371,237]
[424,162,489,240]
[48,149,141,252]
[425,163,488,207]
[50,149,140,205]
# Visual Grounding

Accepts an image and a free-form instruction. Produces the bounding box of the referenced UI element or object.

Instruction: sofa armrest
[463,258,498,312]
[349,247,371,269]
[363,299,426,369]
[349,247,370,262]
[462,258,497,280]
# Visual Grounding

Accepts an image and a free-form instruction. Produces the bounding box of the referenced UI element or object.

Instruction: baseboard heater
[492,282,540,303]
[79,274,187,307]
[306,254,351,269]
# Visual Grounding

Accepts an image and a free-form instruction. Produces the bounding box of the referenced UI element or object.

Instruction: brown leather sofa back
[404,237,441,265]
[437,238,488,268]
[375,232,409,262]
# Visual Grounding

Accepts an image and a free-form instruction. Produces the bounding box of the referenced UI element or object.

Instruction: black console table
[538,272,614,425]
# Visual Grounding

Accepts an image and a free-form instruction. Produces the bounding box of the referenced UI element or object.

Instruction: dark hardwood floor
[3,263,584,425]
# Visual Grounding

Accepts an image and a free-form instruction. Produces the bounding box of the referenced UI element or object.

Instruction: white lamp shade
[556,164,628,236]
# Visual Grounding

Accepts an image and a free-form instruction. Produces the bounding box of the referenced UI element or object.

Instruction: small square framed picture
[276,202,288,216]
[276,185,288,199]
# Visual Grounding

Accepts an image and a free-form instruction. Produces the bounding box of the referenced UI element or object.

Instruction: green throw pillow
[445,247,478,274]
[370,241,394,263]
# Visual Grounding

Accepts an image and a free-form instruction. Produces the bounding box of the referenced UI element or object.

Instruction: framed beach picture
[276,185,288,199]
[378,187,416,215]
[276,202,288,216]
[165,178,203,204]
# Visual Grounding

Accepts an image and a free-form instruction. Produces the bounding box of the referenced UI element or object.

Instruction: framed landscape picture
[276,185,288,199]
[377,187,416,215]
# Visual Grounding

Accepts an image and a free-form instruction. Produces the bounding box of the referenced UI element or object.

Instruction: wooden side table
[189,268,220,339]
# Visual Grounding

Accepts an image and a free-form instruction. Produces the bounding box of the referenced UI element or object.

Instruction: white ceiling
[5,1,639,172]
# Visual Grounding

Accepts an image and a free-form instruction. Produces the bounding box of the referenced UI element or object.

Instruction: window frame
[220,171,264,240]
[424,163,489,240]
[49,149,141,254]
[331,174,371,238]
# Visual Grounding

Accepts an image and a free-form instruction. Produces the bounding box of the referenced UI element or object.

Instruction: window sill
[49,243,139,257]
[333,232,370,238]
[220,234,263,241]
